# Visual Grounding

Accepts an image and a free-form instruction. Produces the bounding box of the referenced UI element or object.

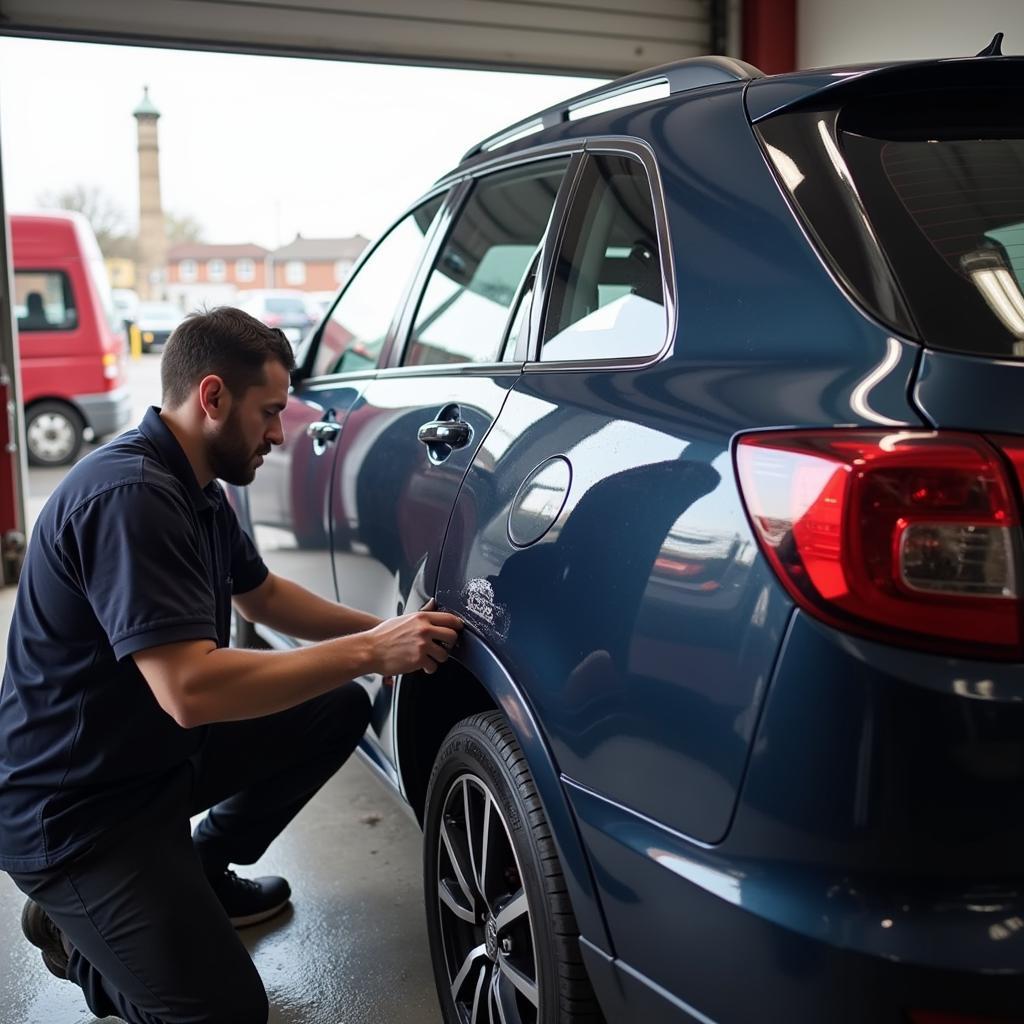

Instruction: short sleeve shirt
[0,407,268,871]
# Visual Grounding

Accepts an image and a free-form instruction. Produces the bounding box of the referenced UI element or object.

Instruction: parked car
[12,211,131,466]
[226,48,1024,1023]
[135,300,184,352]
[234,289,316,346]
[111,287,140,336]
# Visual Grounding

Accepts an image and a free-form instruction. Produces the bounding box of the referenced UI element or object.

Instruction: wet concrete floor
[0,747,443,1024]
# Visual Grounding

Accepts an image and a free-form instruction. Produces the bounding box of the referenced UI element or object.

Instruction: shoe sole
[20,901,68,979]
[230,898,290,929]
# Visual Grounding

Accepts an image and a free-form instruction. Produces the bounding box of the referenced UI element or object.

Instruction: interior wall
[798,0,1024,69]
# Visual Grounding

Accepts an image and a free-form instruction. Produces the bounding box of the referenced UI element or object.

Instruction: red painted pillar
[743,0,797,75]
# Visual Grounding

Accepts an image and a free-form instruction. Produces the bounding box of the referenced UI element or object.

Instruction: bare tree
[165,211,204,246]
[36,184,134,257]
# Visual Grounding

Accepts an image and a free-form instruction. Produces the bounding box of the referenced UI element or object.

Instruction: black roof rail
[462,55,764,162]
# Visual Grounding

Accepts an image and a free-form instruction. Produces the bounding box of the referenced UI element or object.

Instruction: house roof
[270,234,370,262]
[167,243,269,262]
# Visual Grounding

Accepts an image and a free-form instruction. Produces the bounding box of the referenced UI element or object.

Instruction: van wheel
[424,712,604,1024]
[25,401,84,467]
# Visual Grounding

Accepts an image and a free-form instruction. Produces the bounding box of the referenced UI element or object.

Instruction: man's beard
[207,411,268,486]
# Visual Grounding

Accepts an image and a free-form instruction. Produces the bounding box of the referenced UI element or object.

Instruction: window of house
[404,158,569,367]
[334,259,353,284]
[540,153,666,363]
[14,271,77,331]
[179,259,197,282]
[312,194,445,377]
[285,261,306,285]
[207,258,226,282]
[236,258,255,282]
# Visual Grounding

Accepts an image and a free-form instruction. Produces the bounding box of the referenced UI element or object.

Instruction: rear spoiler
[746,53,1024,123]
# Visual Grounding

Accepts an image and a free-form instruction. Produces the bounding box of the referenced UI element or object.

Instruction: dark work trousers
[9,682,372,1024]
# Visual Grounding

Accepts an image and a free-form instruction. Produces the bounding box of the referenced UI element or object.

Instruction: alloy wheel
[437,773,539,1024]
[27,411,77,464]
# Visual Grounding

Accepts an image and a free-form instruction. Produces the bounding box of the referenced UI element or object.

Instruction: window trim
[14,268,78,333]
[295,184,453,384]
[284,260,306,286]
[207,258,226,282]
[236,258,256,283]
[179,258,198,282]
[382,143,586,378]
[389,155,577,373]
[524,136,677,374]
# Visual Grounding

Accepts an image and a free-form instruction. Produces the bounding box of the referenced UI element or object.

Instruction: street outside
[0,352,441,1024]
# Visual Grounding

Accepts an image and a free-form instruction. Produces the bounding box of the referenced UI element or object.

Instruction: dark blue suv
[227,48,1024,1024]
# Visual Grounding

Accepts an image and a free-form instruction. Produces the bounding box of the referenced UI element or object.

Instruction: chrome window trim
[525,135,678,375]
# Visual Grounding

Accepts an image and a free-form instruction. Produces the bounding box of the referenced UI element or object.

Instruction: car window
[266,297,307,315]
[14,271,77,332]
[403,159,569,367]
[312,195,444,377]
[540,153,666,363]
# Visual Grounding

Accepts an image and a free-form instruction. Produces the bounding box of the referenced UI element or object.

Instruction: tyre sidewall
[424,717,559,1023]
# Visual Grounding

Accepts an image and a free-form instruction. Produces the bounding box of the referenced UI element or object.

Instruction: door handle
[417,420,471,448]
[306,420,342,442]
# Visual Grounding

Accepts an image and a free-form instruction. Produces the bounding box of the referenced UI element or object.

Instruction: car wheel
[424,711,603,1024]
[25,401,84,467]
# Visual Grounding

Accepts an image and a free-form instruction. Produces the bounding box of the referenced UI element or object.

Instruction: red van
[11,211,132,466]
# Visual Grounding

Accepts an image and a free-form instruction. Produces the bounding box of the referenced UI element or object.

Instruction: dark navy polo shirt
[0,407,268,872]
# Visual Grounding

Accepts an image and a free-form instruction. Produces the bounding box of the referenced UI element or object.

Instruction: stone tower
[133,86,166,300]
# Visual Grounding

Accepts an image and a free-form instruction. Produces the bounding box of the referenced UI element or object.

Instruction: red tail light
[735,430,1023,659]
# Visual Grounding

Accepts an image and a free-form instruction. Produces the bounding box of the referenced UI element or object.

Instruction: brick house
[267,234,369,293]
[166,242,270,311]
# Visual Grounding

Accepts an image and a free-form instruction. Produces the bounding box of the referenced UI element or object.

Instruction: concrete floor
[0,354,443,1023]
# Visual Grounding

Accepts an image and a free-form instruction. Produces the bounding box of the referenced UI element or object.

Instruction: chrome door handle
[417,420,471,448]
[306,420,342,455]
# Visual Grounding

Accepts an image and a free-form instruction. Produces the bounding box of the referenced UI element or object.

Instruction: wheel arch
[395,627,614,955]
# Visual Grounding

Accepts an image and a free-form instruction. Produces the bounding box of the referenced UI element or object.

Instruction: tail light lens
[735,431,1023,659]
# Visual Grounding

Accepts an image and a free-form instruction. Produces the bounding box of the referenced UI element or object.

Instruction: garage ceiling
[0,0,715,77]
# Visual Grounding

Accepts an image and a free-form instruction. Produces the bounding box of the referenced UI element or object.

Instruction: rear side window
[759,90,1024,359]
[312,194,443,377]
[540,153,666,363]
[404,159,568,367]
[14,271,77,332]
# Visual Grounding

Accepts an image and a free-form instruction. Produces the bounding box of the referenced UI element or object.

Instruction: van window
[312,194,444,377]
[540,154,666,363]
[15,271,77,331]
[404,159,568,367]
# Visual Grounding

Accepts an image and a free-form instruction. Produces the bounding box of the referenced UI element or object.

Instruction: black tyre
[25,400,84,467]
[424,711,603,1024]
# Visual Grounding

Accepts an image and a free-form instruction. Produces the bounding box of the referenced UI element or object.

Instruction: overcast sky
[0,37,604,250]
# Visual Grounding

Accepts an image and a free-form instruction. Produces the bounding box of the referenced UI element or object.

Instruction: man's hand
[365,599,463,677]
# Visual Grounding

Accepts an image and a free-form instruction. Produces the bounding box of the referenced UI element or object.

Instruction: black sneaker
[208,869,291,928]
[21,899,69,980]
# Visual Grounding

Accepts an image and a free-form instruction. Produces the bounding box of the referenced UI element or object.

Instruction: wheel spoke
[498,955,539,1008]
[477,795,493,900]
[494,888,528,934]
[438,877,476,924]
[470,962,489,1024]
[440,816,476,914]
[451,943,487,1002]
[491,968,518,1024]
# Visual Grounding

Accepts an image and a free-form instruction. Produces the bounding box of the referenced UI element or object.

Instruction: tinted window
[759,90,1024,359]
[404,159,568,367]
[540,154,665,362]
[15,271,77,332]
[312,195,443,377]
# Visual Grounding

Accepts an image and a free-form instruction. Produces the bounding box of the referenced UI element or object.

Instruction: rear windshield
[759,90,1024,360]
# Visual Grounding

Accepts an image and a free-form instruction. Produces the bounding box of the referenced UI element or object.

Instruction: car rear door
[327,153,579,780]
[244,192,447,633]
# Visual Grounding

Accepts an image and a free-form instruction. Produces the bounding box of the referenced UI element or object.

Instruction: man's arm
[233,572,381,641]
[133,606,463,728]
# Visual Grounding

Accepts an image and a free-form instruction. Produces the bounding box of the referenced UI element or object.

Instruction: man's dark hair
[161,307,296,408]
